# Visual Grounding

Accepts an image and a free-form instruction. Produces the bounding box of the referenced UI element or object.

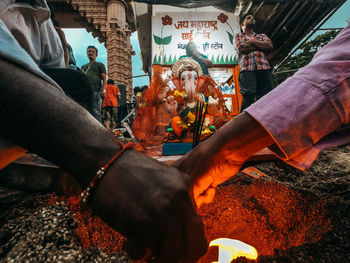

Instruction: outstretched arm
[0,58,207,262]
[198,56,213,68]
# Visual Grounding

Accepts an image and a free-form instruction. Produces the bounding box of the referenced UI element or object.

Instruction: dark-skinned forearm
[239,46,257,55]
[201,113,274,162]
[199,57,213,68]
[0,59,120,187]
[249,40,273,51]
[239,44,257,54]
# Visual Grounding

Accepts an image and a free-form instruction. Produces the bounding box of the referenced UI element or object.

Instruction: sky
[63,29,148,87]
[63,0,350,88]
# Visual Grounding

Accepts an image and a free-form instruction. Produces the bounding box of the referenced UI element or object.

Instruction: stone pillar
[106,0,133,102]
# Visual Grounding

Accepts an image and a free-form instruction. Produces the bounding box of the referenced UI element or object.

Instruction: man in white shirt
[0,0,94,112]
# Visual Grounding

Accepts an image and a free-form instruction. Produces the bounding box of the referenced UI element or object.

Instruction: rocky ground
[0,144,349,262]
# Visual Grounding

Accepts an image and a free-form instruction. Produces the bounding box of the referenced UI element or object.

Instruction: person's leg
[92,91,102,123]
[101,107,110,130]
[239,70,257,111]
[119,104,128,121]
[111,107,118,130]
[42,68,94,114]
[256,69,273,100]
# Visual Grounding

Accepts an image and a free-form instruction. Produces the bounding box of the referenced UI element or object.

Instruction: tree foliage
[274,30,341,86]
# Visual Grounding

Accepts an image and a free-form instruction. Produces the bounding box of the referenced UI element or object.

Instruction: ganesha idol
[160,57,230,145]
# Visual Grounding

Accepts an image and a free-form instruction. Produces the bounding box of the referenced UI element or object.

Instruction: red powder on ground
[49,195,127,254]
[198,178,332,262]
[49,176,331,262]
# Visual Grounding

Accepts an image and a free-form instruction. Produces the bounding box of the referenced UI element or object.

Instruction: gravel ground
[0,144,349,262]
[0,192,130,263]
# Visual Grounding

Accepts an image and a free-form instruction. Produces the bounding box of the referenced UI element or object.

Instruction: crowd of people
[0,1,350,262]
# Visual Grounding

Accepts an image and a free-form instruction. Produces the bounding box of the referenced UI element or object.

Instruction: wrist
[80,141,133,203]
[205,113,272,162]
[69,136,123,188]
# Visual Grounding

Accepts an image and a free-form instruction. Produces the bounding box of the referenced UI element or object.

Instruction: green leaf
[227,31,234,45]
[153,34,163,45]
[162,35,172,45]
[153,34,172,45]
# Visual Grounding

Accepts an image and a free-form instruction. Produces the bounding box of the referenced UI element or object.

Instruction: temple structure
[51,0,137,102]
[50,0,346,103]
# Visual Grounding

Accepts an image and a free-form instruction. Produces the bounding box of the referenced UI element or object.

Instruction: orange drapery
[229,65,242,115]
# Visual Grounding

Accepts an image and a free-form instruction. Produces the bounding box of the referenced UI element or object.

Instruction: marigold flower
[174,89,186,98]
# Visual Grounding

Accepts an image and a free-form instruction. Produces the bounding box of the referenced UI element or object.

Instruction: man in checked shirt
[235,13,274,111]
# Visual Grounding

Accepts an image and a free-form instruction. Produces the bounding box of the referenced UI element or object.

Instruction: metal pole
[273,2,345,73]
[125,74,150,79]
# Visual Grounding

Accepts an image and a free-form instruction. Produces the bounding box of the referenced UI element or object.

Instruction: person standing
[101,79,120,131]
[235,13,273,111]
[82,46,107,122]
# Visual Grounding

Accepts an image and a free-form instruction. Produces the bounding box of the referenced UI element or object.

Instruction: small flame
[209,238,258,263]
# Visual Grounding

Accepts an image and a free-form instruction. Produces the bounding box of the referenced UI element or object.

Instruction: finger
[182,196,208,263]
[195,186,216,208]
[157,189,207,263]
[201,186,216,204]
[158,214,185,263]
[123,238,148,260]
[192,175,215,208]
[123,224,158,261]
[192,176,213,199]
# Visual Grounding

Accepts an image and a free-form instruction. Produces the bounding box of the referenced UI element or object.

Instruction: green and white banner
[152,11,240,65]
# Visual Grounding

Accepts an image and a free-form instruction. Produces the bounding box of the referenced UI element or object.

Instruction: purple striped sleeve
[245,25,350,170]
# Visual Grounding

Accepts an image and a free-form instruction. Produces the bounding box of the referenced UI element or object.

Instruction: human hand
[173,140,243,208]
[191,49,201,59]
[54,26,67,46]
[54,26,69,68]
[89,149,207,262]
[242,40,254,47]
